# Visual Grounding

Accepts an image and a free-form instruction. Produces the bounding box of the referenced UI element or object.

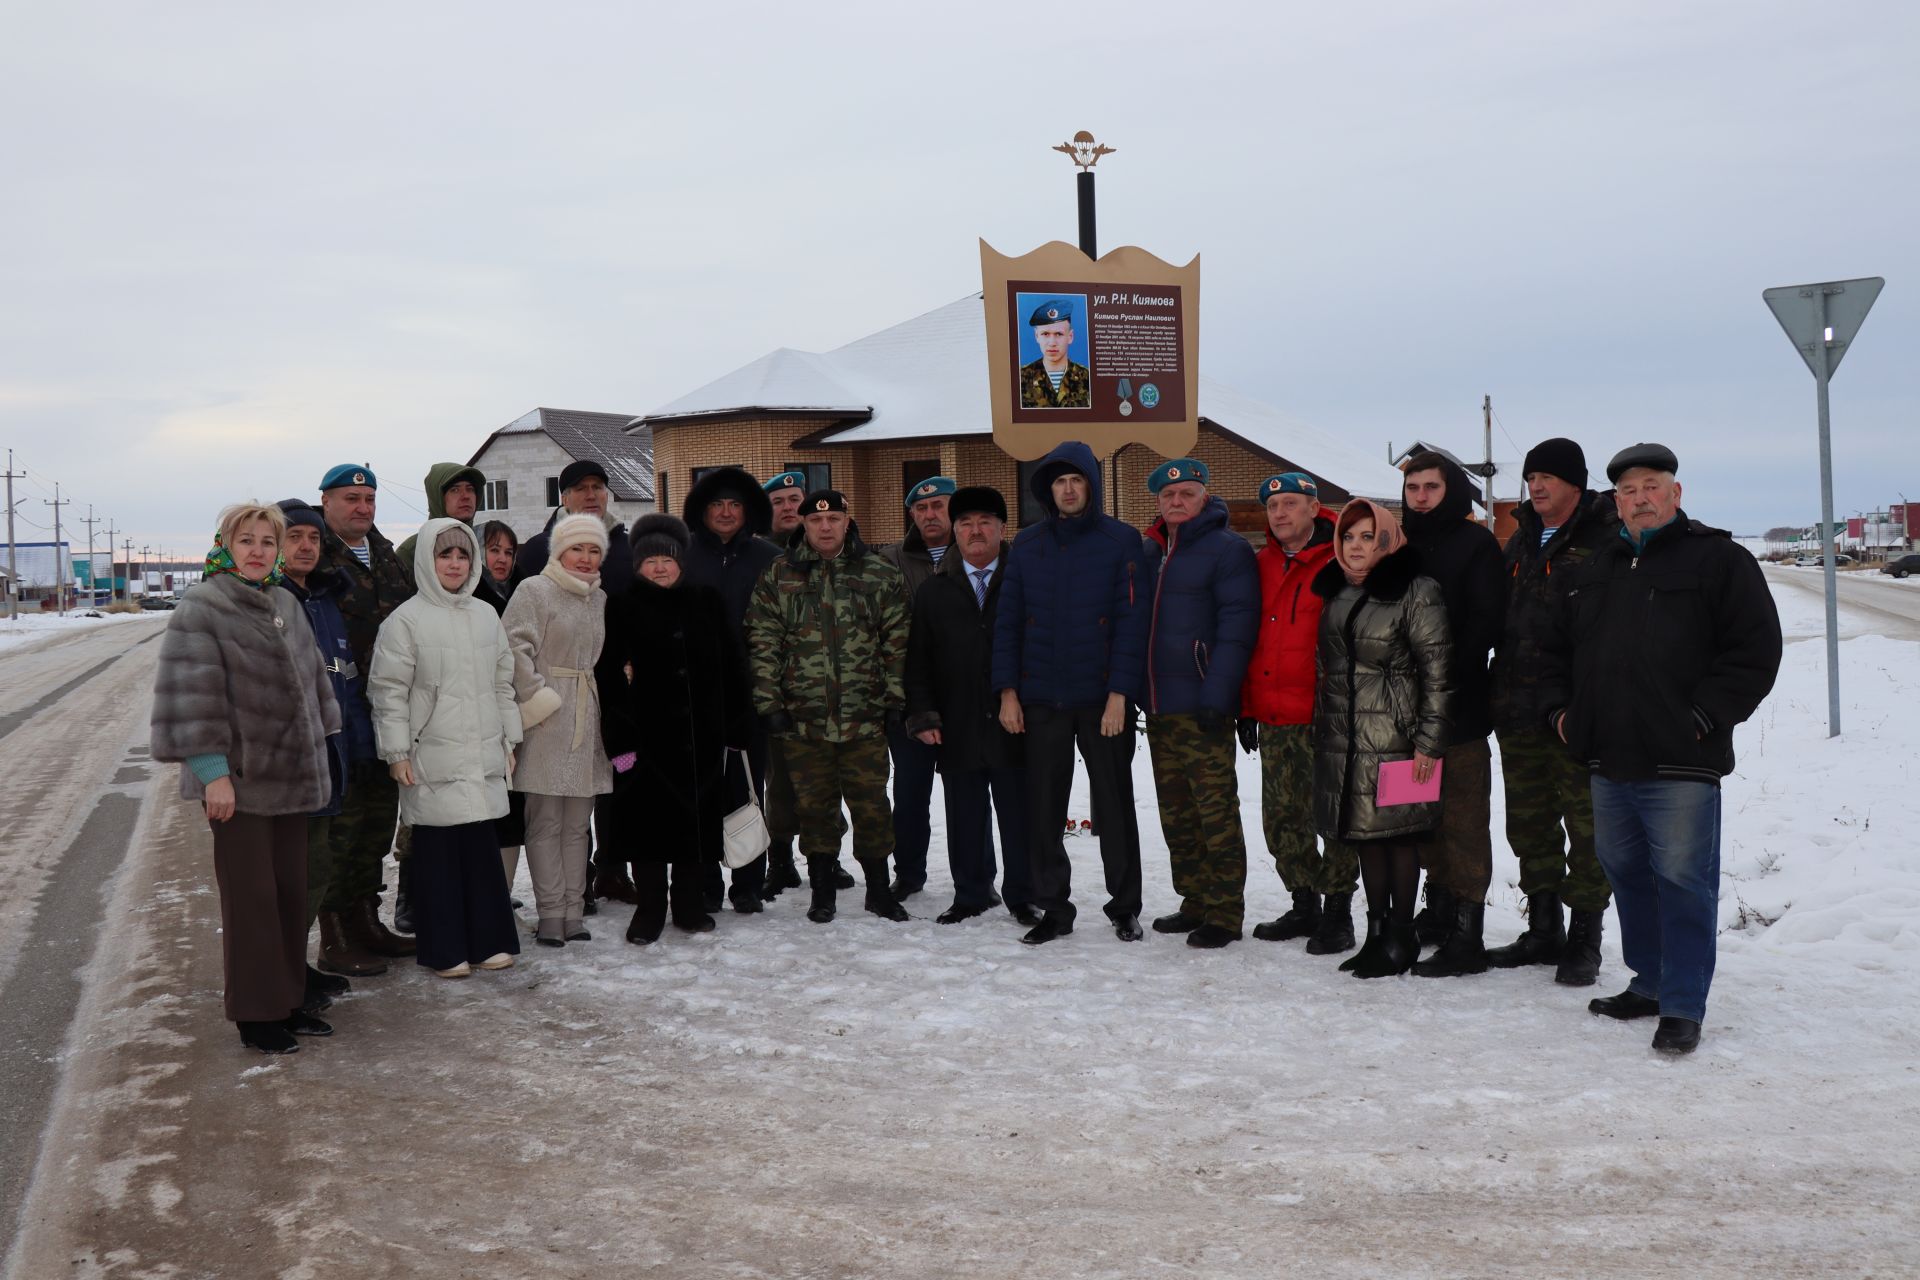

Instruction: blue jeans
[1590,777,1722,1024]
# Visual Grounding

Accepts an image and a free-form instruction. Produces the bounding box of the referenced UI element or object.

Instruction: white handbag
[721,748,771,869]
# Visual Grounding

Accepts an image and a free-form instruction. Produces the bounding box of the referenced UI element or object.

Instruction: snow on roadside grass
[0,609,165,654]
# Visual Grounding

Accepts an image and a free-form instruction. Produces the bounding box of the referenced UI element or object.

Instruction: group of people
[150,432,1782,1060]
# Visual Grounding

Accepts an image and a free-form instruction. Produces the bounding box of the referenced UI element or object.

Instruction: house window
[785,462,831,494]
[901,459,941,507]
[544,476,561,507]
[482,480,508,511]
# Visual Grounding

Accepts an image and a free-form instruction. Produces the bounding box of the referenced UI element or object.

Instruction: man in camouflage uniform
[312,463,416,970]
[1236,473,1357,952]
[746,490,911,924]
[1489,438,1617,984]
[1018,298,1092,409]
[1138,460,1261,949]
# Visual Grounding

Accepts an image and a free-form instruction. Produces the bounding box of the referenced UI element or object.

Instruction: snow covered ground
[0,608,163,655]
[10,581,1918,1277]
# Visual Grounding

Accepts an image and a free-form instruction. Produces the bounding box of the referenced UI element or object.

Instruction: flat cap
[1605,442,1679,484]
[559,460,609,491]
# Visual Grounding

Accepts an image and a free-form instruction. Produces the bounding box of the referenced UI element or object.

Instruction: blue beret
[1027,299,1074,326]
[763,470,807,494]
[905,475,956,507]
[320,463,376,491]
[1147,458,1209,494]
[1260,472,1318,500]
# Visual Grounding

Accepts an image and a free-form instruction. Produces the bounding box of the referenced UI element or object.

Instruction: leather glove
[1236,718,1260,754]
[762,710,795,736]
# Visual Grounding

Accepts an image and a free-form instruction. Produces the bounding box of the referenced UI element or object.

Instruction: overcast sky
[3,1,1914,556]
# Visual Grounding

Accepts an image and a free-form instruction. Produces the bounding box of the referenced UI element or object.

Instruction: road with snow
[1762,563,1920,640]
[2,599,1916,1279]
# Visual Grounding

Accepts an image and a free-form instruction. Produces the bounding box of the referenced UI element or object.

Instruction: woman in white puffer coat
[370,518,524,978]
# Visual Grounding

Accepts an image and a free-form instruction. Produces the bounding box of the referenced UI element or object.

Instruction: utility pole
[81,505,102,608]
[45,483,71,616]
[123,537,134,600]
[3,449,20,622]
[103,518,118,603]
[1482,395,1495,505]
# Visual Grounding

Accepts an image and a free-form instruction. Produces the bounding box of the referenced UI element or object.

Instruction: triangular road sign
[1763,276,1885,379]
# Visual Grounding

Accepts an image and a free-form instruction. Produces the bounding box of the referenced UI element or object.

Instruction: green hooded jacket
[396,462,487,587]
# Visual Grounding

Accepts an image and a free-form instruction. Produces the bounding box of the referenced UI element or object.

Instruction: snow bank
[0,610,164,654]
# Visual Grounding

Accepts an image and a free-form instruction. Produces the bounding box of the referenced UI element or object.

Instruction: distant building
[467,407,656,540]
[634,294,1406,544]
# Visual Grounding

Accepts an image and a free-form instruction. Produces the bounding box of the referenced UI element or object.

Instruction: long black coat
[904,545,1021,773]
[1401,456,1505,743]
[1490,489,1617,733]
[595,578,751,865]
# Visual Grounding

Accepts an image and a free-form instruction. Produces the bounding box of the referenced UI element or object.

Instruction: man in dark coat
[278,499,380,990]
[992,441,1154,945]
[514,458,637,907]
[905,486,1035,926]
[757,471,809,894]
[397,462,507,611]
[1488,438,1619,984]
[1398,451,1506,977]
[880,474,956,898]
[679,466,798,908]
[1138,459,1260,949]
[1543,443,1781,1055]
[312,463,416,964]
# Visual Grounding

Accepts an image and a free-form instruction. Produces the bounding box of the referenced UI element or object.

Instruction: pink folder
[1377,758,1443,807]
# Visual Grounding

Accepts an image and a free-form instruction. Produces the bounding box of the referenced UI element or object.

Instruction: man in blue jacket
[1137,460,1261,948]
[993,442,1154,944]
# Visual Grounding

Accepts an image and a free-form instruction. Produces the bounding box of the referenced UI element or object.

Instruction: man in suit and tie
[904,487,1036,925]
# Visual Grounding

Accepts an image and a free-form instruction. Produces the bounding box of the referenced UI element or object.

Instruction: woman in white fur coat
[501,512,613,946]
[369,518,523,978]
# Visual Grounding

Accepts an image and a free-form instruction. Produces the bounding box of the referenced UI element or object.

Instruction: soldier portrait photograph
[1015,293,1092,409]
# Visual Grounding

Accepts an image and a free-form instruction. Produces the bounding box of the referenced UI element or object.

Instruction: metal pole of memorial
[1054,131,1115,511]
[1763,275,1886,739]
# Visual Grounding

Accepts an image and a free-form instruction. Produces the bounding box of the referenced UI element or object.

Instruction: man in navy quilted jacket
[1138,459,1261,949]
[993,442,1154,945]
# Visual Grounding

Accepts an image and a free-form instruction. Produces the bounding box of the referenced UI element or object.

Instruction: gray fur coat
[151,573,343,816]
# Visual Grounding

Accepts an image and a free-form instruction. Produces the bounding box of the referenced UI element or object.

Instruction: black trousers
[1024,703,1142,926]
[943,763,1032,911]
[411,821,522,970]
[702,748,767,905]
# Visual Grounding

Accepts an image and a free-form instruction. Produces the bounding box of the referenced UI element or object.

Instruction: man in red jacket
[1237,473,1356,953]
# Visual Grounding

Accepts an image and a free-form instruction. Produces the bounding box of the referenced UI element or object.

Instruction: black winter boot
[1306,892,1357,955]
[392,862,416,936]
[1251,890,1320,942]
[1339,911,1387,973]
[1413,900,1488,977]
[861,860,909,922]
[1413,883,1455,948]
[1555,909,1605,986]
[238,1021,298,1055]
[1486,892,1565,968]
[762,841,803,900]
[806,858,837,923]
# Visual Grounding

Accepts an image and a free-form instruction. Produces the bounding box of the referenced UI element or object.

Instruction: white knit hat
[549,513,609,562]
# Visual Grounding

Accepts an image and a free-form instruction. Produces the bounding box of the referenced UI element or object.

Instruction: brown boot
[356,896,416,957]
[317,910,388,977]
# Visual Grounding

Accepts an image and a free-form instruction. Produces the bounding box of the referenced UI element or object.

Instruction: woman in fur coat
[151,502,343,1055]
[369,519,523,978]
[501,513,613,946]
[1310,498,1455,978]
[595,514,753,944]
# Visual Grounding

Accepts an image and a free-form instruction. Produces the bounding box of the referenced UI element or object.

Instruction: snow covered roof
[472,408,655,502]
[640,294,1406,497]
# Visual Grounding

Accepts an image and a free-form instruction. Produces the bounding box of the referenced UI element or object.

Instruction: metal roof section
[471,408,655,501]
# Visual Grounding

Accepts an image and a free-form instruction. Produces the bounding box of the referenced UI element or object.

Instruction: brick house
[635,294,1404,544]
[466,408,656,541]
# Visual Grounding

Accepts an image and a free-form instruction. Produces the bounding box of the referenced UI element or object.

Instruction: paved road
[1762,564,1920,641]
[0,618,170,1269]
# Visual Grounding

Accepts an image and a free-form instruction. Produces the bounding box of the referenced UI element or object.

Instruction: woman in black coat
[595,515,753,943]
[480,521,529,886]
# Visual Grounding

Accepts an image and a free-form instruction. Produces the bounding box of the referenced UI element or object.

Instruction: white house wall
[472,432,653,540]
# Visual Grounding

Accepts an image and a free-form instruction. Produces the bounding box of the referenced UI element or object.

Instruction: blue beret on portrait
[1027,299,1074,326]
[905,476,955,507]
[1260,472,1318,500]
[1147,458,1208,494]
[763,471,807,494]
[320,463,377,491]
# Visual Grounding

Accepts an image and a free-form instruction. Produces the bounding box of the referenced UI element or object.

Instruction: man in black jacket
[1544,443,1780,1055]
[881,475,956,898]
[1398,452,1506,977]
[904,487,1036,925]
[1487,439,1617,985]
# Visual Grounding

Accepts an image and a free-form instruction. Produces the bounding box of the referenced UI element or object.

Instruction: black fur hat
[631,513,691,563]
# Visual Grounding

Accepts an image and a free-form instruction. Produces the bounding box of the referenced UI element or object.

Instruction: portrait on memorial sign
[1015,292,1092,409]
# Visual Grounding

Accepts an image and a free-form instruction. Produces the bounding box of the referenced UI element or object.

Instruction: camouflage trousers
[1148,714,1247,933]
[783,734,893,865]
[1259,722,1358,895]
[1497,725,1609,912]
[1421,737,1493,901]
[320,762,399,911]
